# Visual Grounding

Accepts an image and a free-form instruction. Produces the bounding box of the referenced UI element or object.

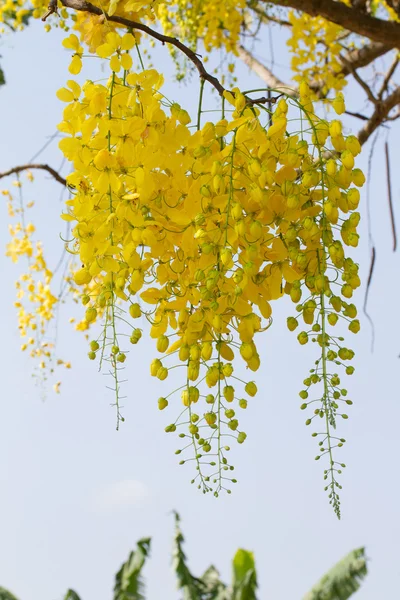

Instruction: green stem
[224,129,237,245]
[107,71,123,430]
[197,78,205,131]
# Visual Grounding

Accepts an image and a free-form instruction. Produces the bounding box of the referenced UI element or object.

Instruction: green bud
[165,424,176,433]
[237,432,247,444]
[158,397,168,410]
[287,317,298,331]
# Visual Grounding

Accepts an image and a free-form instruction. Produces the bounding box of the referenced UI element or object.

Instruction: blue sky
[1,15,400,600]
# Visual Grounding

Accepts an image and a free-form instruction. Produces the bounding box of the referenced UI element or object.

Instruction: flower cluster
[0,0,371,512]
[53,24,364,504]
[159,0,247,54]
[287,11,346,95]
[3,180,70,391]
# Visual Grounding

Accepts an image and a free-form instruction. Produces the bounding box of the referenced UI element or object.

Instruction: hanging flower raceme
[1,0,369,513]
[54,21,363,509]
[2,181,70,391]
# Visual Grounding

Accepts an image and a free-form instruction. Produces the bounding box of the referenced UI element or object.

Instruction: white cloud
[93,479,150,512]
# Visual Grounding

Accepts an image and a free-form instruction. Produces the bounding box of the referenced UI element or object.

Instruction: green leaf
[0,67,5,86]
[172,512,207,600]
[114,538,151,600]
[303,547,368,600]
[231,549,258,600]
[63,590,82,600]
[0,587,20,600]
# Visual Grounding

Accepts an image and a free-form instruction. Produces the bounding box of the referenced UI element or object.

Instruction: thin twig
[344,110,369,121]
[0,163,67,186]
[357,85,400,144]
[378,55,399,100]
[251,4,292,27]
[385,107,400,120]
[339,54,377,103]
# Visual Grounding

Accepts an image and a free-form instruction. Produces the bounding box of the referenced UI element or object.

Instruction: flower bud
[157,366,168,380]
[85,307,97,323]
[129,303,141,318]
[157,335,169,353]
[150,358,162,376]
[223,385,235,403]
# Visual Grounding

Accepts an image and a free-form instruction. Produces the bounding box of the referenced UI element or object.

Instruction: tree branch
[357,86,400,144]
[251,0,391,73]
[238,41,389,102]
[0,163,67,186]
[237,45,297,96]
[351,0,369,10]
[266,0,400,48]
[341,42,391,74]
[52,0,227,96]
[250,4,293,27]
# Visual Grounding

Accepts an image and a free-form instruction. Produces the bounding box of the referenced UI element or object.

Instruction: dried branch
[237,45,297,96]
[0,163,67,186]
[363,246,376,351]
[385,141,397,251]
[357,85,400,143]
[265,0,400,48]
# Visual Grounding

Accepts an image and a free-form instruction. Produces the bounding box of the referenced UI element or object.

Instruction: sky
[1,14,400,600]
